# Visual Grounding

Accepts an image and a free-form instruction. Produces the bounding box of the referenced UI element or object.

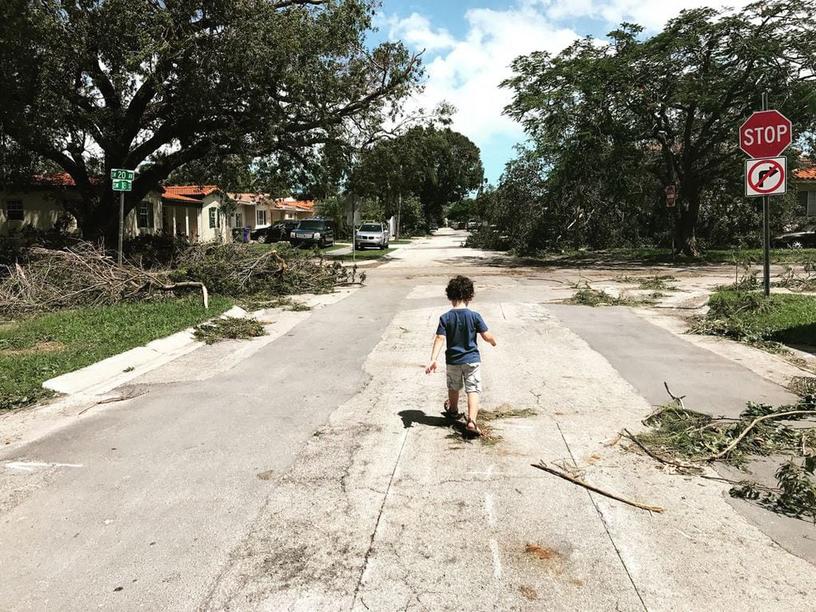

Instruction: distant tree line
[479,0,816,256]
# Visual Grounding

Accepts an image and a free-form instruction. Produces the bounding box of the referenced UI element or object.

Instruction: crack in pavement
[351,427,410,610]
[553,419,648,611]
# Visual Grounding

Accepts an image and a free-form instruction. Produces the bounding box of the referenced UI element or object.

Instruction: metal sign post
[739,94,792,297]
[762,93,770,297]
[111,169,134,265]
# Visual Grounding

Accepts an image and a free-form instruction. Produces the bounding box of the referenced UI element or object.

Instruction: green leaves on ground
[193,317,265,345]
[637,400,816,521]
[690,290,816,348]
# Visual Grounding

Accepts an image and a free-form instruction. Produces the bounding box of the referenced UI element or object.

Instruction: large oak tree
[503,0,816,255]
[0,0,421,238]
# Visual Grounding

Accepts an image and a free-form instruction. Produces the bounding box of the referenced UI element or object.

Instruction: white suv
[355,222,390,250]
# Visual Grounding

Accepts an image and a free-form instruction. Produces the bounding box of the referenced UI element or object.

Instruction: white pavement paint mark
[5,461,83,472]
[483,493,496,527]
[489,539,502,579]
[467,464,496,479]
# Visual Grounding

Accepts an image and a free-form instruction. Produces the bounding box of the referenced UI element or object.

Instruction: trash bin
[242,226,250,243]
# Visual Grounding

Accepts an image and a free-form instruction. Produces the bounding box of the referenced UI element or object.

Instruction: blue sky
[374,0,750,183]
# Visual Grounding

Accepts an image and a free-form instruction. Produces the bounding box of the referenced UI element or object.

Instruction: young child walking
[425,275,496,437]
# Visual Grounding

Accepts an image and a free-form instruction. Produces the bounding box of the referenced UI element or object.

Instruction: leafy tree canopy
[0,0,422,237]
[502,0,816,255]
[350,123,484,224]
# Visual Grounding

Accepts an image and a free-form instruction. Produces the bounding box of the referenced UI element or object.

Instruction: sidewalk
[204,290,816,610]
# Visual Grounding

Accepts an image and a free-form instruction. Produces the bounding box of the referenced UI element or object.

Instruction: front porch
[162,204,200,241]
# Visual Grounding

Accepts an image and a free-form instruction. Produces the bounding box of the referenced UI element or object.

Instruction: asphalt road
[1,230,814,611]
[0,276,409,609]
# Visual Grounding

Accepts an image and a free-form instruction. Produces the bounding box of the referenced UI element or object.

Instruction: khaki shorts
[446,363,482,394]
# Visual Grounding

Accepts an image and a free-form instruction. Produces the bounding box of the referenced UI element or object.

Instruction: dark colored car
[251,220,299,243]
[289,218,335,248]
[773,224,816,248]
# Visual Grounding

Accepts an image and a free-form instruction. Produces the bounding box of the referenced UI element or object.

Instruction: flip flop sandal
[443,399,462,420]
[464,417,482,438]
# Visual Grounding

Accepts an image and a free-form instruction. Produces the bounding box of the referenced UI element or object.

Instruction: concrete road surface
[1,229,814,611]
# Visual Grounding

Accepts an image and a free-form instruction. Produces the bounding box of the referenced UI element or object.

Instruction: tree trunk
[676,186,702,257]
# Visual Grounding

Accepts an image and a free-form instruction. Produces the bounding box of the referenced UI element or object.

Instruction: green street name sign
[110,168,134,181]
[112,179,132,192]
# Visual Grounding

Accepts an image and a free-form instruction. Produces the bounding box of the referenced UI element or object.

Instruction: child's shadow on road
[398,410,465,436]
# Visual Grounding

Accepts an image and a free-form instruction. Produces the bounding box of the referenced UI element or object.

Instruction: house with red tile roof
[794,165,816,217]
[160,185,229,242]
[228,193,269,231]
[270,197,316,222]
[0,172,161,238]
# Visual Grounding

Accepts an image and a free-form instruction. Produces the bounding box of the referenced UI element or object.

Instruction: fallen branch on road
[622,428,701,473]
[531,461,665,513]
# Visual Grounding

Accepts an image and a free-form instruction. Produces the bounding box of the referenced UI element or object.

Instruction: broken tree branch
[706,410,816,461]
[622,428,701,472]
[531,461,665,513]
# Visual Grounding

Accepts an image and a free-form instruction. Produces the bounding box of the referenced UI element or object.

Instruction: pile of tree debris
[0,242,207,316]
[173,242,349,297]
[630,386,816,522]
[0,241,351,317]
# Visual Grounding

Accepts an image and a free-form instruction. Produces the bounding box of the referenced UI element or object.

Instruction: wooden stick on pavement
[532,461,665,513]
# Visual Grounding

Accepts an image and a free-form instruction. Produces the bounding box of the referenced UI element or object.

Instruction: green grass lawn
[701,289,816,346]
[0,296,232,411]
[534,247,816,266]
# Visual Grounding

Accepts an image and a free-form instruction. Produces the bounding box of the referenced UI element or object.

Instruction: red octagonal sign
[739,110,792,158]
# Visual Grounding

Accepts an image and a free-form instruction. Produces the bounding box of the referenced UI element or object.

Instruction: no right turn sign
[745,157,787,198]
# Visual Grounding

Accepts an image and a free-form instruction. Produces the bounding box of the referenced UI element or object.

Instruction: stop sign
[739,110,792,158]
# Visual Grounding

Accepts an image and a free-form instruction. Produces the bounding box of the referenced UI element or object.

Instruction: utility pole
[396,162,403,239]
[351,196,356,264]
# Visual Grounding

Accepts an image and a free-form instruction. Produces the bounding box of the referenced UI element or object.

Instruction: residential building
[0,173,161,237]
[228,193,266,231]
[161,185,228,242]
[270,197,316,222]
[794,166,816,217]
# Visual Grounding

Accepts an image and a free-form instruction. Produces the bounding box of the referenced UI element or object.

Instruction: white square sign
[745,157,787,198]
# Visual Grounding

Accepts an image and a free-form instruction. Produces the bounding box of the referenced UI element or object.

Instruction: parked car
[773,225,816,248]
[466,220,480,230]
[289,218,335,248]
[355,222,390,250]
[429,222,439,232]
[252,220,299,243]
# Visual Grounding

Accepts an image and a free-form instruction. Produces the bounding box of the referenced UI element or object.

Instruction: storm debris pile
[634,395,816,521]
[173,242,350,297]
[0,243,207,316]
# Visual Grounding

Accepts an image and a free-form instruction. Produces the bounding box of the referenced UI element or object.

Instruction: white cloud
[538,0,753,32]
[386,13,456,52]
[387,5,579,144]
[384,0,755,178]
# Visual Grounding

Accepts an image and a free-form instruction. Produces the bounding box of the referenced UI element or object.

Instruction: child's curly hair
[446,275,475,303]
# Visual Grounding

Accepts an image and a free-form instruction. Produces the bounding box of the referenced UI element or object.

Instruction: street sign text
[739,110,792,158]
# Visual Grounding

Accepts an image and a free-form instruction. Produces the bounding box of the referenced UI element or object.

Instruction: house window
[209,207,221,229]
[234,212,242,228]
[6,200,23,221]
[257,209,267,225]
[137,201,154,229]
[808,192,816,217]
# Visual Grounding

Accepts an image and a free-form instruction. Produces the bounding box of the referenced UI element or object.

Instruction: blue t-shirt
[436,308,488,365]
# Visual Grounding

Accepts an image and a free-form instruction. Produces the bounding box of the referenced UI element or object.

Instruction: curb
[42,305,248,397]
